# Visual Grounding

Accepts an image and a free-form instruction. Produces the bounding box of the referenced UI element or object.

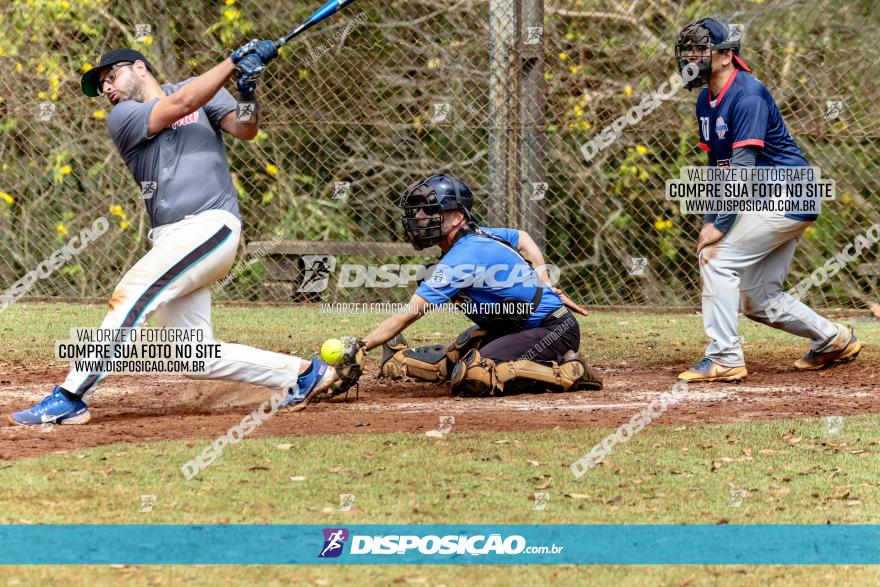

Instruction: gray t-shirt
[106,79,241,228]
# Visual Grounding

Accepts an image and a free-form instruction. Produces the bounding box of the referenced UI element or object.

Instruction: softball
[320,338,346,365]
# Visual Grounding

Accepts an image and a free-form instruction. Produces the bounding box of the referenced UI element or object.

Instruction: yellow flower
[0,192,13,204]
[841,193,852,205]
[56,223,68,236]
[624,85,632,97]
[120,220,130,229]
[15,62,22,73]
[299,68,310,80]
[570,66,580,74]
[574,106,584,117]
[654,218,670,231]
[37,64,45,74]
[265,164,278,176]
[60,0,69,8]
[804,226,816,238]
[635,145,648,155]
[558,52,568,61]
[109,205,124,217]
[664,219,673,230]
[144,35,153,46]
[81,63,93,72]
[60,165,72,175]
[226,0,235,4]
[38,91,46,99]
[93,110,106,120]
[427,58,442,69]
[224,8,239,20]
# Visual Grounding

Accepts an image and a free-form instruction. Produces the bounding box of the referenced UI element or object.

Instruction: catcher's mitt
[324,337,366,401]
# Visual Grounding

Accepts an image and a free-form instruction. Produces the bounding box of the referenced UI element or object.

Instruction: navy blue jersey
[696,69,817,226]
[415,227,563,328]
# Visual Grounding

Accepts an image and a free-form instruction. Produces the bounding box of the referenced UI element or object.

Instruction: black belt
[540,305,572,326]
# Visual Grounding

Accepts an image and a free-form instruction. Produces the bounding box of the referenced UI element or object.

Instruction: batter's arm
[362,294,430,351]
[147,59,237,136]
[219,96,259,141]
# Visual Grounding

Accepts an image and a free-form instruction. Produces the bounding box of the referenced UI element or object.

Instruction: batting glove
[235,53,265,94]
[229,39,278,66]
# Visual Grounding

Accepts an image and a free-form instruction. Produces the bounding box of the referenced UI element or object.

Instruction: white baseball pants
[62,210,303,399]
[699,212,840,367]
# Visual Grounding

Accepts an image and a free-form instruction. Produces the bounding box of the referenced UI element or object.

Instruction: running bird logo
[715,117,728,139]
[318,528,349,558]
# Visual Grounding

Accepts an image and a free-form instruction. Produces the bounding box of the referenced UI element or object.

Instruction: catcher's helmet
[675,17,750,90]
[398,174,476,250]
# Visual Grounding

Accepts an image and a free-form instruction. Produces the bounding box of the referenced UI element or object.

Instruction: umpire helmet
[398,174,477,250]
[675,17,750,90]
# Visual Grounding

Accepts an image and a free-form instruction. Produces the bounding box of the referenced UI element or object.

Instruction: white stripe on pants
[699,212,839,367]
[62,209,302,400]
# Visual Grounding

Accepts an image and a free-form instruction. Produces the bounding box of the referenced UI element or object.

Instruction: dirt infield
[0,356,877,461]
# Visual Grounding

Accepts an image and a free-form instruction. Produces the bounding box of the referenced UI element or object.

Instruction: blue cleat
[283,358,337,412]
[8,387,90,426]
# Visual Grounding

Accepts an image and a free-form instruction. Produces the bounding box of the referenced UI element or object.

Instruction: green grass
[1,302,879,584]
[2,416,878,525]
[1,301,878,366]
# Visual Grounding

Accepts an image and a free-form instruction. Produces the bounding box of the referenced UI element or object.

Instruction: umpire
[357,174,602,397]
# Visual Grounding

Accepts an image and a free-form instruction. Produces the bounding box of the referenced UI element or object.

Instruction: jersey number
[699,117,710,141]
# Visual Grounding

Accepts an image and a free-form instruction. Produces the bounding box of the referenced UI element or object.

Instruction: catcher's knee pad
[452,350,603,396]
[450,349,499,397]
[446,326,488,364]
[381,340,451,382]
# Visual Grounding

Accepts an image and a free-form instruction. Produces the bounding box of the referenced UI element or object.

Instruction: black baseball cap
[698,18,751,72]
[81,48,155,97]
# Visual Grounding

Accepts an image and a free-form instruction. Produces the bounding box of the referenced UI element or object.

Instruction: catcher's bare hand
[554,288,589,316]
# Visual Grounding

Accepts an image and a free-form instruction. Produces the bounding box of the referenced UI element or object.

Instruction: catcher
[323,174,602,402]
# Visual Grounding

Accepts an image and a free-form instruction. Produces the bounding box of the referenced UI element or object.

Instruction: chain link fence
[1,0,878,310]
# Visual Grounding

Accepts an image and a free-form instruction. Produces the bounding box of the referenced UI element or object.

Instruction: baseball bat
[275,0,359,48]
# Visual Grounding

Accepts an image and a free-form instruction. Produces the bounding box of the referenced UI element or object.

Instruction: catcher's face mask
[675,18,746,90]
[399,180,444,250]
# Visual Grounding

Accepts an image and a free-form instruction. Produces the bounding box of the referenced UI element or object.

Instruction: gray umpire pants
[699,212,839,367]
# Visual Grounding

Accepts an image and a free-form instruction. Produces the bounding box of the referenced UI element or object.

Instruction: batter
[9,44,336,425]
